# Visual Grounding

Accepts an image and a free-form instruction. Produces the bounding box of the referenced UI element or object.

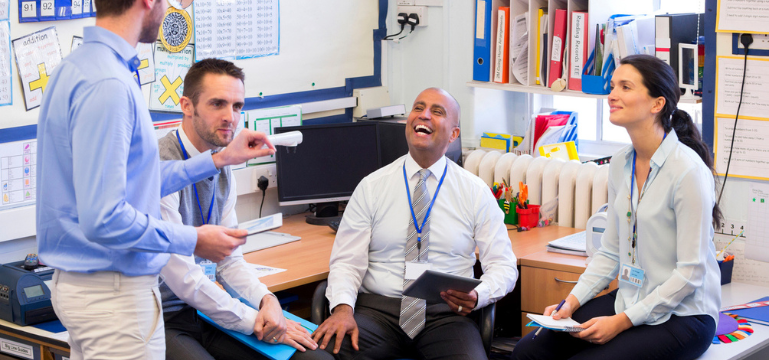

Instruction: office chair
[310,280,496,357]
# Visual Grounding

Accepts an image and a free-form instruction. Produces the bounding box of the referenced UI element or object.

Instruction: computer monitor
[275,122,382,224]
[275,120,462,225]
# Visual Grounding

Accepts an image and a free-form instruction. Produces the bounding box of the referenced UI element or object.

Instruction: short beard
[138,3,164,43]
[193,108,232,148]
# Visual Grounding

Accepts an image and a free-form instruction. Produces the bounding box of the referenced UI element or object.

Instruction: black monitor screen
[275,122,381,205]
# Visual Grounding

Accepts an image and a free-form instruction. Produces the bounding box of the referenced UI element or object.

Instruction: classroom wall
[384,0,527,148]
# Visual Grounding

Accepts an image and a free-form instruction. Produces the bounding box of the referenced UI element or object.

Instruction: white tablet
[237,213,283,235]
[403,270,482,304]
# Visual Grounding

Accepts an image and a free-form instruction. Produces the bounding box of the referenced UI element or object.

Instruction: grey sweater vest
[157,130,232,314]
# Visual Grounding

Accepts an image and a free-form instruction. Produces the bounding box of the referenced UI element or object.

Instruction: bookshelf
[466,80,703,103]
[472,0,704,104]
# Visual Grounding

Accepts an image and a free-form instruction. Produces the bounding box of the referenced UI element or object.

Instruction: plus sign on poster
[11,27,62,111]
[149,41,193,113]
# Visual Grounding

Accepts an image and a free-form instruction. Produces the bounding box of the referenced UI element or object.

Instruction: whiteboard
[0,0,379,130]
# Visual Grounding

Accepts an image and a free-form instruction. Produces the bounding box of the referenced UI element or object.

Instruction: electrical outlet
[397,5,427,27]
[717,218,747,238]
[736,34,769,51]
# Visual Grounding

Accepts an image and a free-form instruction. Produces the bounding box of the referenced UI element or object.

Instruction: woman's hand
[572,313,633,345]
[544,294,581,319]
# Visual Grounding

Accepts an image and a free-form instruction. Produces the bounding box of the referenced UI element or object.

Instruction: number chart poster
[11,27,62,111]
[193,0,280,61]
[149,42,193,113]
[1,139,36,209]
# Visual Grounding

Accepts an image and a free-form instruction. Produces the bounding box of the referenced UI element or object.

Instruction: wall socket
[397,6,428,27]
[717,218,747,238]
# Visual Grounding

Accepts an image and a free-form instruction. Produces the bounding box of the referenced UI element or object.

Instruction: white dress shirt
[159,127,272,335]
[570,130,721,326]
[327,154,518,312]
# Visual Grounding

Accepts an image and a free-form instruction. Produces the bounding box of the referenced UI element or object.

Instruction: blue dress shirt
[36,27,219,276]
[570,129,721,326]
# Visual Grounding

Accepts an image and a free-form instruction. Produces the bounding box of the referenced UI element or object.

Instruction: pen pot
[718,254,734,285]
[498,199,518,225]
[516,205,541,228]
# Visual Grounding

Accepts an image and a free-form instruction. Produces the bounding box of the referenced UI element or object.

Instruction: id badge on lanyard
[619,263,644,288]
[200,260,216,282]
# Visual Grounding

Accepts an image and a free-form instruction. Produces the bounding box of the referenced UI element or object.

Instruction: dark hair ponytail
[620,55,723,229]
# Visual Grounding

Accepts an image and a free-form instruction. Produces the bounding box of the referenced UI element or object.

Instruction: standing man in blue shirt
[35,0,276,359]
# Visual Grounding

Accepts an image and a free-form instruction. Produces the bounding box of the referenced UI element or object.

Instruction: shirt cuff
[238,306,259,335]
[623,302,648,326]
[166,223,197,256]
[187,150,219,181]
[329,294,357,314]
[473,282,491,310]
[569,283,594,307]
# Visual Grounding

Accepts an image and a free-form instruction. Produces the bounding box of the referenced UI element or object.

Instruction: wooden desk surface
[243,214,336,292]
[246,213,585,292]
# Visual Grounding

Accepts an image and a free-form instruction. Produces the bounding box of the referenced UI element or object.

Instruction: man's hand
[440,289,478,316]
[546,294,581,320]
[194,225,247,262]
[282,319,319,352]
[254,295,288,344]
[572,313,633,345]
[311,304,359,354]
[212,129,275,168]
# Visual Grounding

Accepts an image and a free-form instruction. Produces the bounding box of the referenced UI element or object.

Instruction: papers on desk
[249,264,286,278]
[729,296,769,325]
[526,314,585,332]
[546,231,587,257]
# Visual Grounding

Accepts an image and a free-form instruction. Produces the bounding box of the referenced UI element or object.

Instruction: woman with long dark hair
[511,54,722,360]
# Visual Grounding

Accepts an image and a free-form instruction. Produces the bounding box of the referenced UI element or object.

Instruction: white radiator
[466,153,609,229]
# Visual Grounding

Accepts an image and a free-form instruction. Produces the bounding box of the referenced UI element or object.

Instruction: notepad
[548,231,587,252]
[197,310,318,360]
[526,314,585,332]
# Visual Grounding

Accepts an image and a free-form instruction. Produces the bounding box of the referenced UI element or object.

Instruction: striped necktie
[399,168,431,338]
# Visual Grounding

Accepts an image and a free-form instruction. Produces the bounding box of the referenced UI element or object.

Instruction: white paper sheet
[716,56,769,120]
[715,117,769,180]
[194,0,280,61]
[0,0,8,21]
[149,42,193,113]
[510,13,528,85]
[11,27,62,111]
[745,182,769,263]
[249,264,287,278]
[1,140,36,210]
[717,0,769,33]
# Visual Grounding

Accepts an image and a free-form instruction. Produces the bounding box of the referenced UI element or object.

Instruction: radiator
[465,149,609,229]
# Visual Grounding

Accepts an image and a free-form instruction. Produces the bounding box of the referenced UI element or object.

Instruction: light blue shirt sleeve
[159,154,218,198]
[70,79,208,255]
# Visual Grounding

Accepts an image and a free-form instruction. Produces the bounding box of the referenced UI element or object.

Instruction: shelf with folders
[471,0,705,100]
[466,80,703,104]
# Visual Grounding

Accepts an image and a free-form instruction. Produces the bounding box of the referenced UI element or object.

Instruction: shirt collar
[404,153,447,181]
[622,128,679,168]
[177,127,202,158]
[83,26,141,72]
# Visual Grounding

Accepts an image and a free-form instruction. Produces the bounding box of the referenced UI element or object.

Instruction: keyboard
[240,231,301,254]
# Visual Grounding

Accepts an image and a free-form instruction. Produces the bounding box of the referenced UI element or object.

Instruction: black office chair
[310,280,496,357]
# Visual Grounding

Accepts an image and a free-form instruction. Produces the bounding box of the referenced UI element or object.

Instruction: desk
[698,283,769,360]
[247,213,586,292]
[0,319,68,360]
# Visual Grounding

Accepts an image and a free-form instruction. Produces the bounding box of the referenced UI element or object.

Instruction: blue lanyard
[176,130,215,225]
[403,161,448,261]
[628,132,666,263]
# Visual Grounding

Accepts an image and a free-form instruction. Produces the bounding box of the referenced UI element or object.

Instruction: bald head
[418,87,461,127]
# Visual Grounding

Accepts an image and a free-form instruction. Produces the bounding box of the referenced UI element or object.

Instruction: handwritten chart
[1,139,36,210]
[0,21,10,106]
[11,27,62,111]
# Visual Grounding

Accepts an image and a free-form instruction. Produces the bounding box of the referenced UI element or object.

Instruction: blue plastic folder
[197,310,319,360]
[729,296,769,324]
[472,0,492,82]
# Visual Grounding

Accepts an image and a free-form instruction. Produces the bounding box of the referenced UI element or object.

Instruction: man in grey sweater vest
[157,59,332,360]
